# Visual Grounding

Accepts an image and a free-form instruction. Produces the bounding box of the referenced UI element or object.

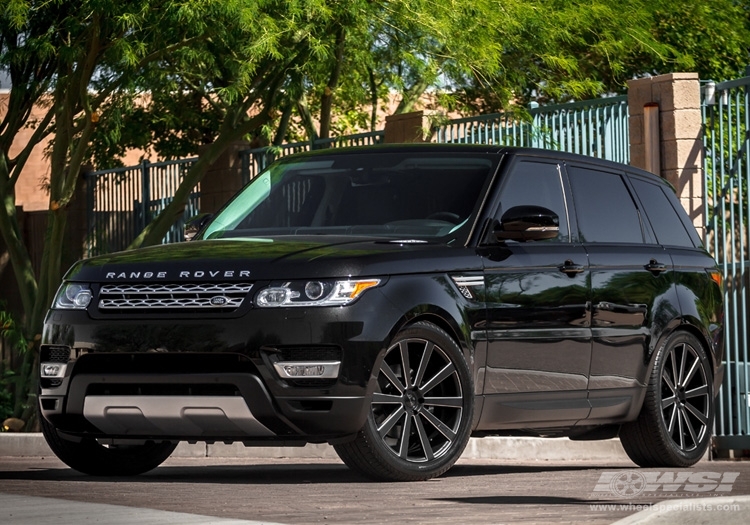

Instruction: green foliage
[650,0,750,82]
[0,306,30,422]
[0,308,29,356]
[0,369,17,422]
[87,0,750,156]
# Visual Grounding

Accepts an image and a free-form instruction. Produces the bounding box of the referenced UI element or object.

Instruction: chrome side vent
[451,275,484,300]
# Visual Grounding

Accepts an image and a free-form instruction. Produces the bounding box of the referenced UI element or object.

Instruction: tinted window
[496,160,569,241]
[631,178,695,247]
[568,166,643,243]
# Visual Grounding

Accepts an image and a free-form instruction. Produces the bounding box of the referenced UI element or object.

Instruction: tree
[448,0,750,112]
[1,0,436,425]
[0,0,274,424]
[647,0,750,82]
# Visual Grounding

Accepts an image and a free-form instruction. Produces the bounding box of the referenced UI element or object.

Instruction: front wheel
[620,331,714,467]
[41,416,177,476]
[335,321,474,481]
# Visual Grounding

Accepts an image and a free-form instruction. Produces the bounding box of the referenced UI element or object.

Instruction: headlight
[255,279,381,307]
[53,283,93,309]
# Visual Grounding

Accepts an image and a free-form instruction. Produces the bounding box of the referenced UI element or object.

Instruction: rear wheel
[620,331,713,467]
[335,321,474,481]
[41,416,177,476]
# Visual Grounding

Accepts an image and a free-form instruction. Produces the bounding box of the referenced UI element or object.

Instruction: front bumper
[39,289,403,443]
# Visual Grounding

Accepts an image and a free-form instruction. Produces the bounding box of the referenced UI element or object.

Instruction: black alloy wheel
[334,321,473,481]
[620,331,713,467]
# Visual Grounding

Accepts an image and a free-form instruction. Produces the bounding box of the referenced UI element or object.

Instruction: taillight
[707,269,723,290]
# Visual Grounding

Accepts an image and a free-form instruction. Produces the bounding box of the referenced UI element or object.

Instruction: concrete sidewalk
[0,493,283,525]
[0,432,635,461]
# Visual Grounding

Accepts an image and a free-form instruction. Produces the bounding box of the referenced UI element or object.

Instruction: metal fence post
[85,172,95,258]
[529,101,540,149]
[140,159,150,232]
[240,149,249,186]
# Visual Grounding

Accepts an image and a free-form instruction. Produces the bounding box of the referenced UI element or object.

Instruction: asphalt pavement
[2,435,750,524]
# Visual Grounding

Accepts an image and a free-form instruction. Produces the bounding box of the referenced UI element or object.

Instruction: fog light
[286,365,325,377]
[41,363,67,378]
[273,361,340,379]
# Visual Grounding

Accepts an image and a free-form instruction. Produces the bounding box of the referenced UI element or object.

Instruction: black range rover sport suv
[40,145,724,481]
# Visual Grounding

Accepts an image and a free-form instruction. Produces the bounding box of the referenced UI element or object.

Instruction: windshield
[201,151,498,243]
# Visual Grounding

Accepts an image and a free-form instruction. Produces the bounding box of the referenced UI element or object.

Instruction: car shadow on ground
[0,461,618,485]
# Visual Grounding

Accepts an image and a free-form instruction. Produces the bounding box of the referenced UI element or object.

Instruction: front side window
[568,165,643,244]
[201,152,498,244]
[495,159,569,241]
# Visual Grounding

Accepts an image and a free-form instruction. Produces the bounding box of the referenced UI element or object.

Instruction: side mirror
[184,213,213,242]
[495,205,559,242]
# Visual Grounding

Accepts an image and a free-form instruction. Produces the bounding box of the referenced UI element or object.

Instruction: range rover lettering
[40,145,724,481]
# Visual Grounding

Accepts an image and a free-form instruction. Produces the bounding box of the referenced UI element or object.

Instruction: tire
[40,415,177,476]
[335,321,474,481]
[620,331,714,468]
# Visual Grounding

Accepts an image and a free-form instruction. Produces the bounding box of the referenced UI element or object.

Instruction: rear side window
[630,178,696,248]
[568,165,643,243]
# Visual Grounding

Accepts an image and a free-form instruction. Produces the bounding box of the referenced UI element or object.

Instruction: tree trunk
[318,27,346,140]
[368,68,379,131]
[296,94,319,142]
[273,104,294,146]
[395,78,430,115]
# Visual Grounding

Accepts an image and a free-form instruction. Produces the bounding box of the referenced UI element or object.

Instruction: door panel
[480,244,591,428]
[478,157,592,428]
[587,244,673,396]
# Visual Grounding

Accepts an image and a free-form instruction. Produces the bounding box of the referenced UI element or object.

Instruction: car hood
[65,236,483,282]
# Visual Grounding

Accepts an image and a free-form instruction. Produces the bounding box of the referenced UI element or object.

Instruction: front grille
[98,282,252,311]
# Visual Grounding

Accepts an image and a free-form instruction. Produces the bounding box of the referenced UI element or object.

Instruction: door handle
[645,259,667,274]
[559,260,585,275]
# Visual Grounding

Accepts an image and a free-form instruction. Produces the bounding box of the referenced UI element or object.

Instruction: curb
[610,495,750,525]
[0,433,634,461]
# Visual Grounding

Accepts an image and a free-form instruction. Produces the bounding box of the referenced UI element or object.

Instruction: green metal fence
[703,72,750,449]
[433,96,630,164]
[85,158,199,256]
[239,131,386,185]
[85,97,631,257]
